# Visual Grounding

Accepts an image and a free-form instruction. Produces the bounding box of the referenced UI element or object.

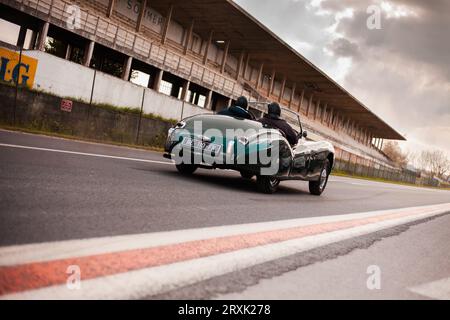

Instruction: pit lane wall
[0,46,211,122]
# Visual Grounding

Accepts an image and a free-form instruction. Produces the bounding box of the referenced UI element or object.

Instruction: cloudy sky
[236,0,450,158]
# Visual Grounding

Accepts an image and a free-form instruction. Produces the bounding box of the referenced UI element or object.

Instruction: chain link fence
[333,158,444,187]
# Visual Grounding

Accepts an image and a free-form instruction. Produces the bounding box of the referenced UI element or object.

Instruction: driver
[217,96,254,120]
[258,102,299,146]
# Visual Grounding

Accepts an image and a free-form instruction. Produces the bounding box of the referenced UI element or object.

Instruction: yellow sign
[0,47,38,88]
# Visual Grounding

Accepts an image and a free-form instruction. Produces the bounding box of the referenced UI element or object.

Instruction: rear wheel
[257,175,280,194]
[309,159,330,196]
[240,171,254,179]
[176,163,198,175]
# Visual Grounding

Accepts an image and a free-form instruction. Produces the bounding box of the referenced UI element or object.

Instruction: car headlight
[168,121,186,141]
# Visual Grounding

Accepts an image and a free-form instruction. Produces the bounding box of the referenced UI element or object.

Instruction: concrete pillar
[37,21,49,51]
[107,0,115,17]
[278,75,286,102]
[122,56,132,80]
[161,5,173,45]
[256,63,264,89]
[314,101,320,120]
[83,40,95,67]
[17,25,27,48]
[328,108,334,126]
[345,119,351,133]
[321,104,327,123]
[205,90,213,109]
[65,44,72,60]
[181,80,190,101]
[298,89,304,112]
[235,51,244,80]
[203,30,213,65]
[193,92,200,105]
[306,94,313,117]
[243,54,250,80]
[289,83,296,108]
[153,69,163,92]
[136,0,147,32]
[220,40,230,74]
[183,19,194,55]
[29,30,38,50]
[268,70,275,96]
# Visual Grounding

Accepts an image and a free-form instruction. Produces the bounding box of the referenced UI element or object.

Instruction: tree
[419,150,450,179]
[382,141,408,167]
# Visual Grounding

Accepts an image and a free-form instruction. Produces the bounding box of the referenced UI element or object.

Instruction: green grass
[1,81,179,124]
[331,170,450,191]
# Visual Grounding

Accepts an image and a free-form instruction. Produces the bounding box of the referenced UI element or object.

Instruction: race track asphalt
[1,129,449,246]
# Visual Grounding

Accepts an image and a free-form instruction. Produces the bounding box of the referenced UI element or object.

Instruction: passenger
[259,102,299,146]
[217,96,254,120]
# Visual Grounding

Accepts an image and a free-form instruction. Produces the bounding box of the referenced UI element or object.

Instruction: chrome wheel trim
[319,168,327,190]
[269,177,280,187]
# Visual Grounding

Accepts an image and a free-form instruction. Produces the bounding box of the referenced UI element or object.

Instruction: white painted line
[408,277,450,300]
[2,205,449,300]
[0,143,173,166]
[1,203,449,267]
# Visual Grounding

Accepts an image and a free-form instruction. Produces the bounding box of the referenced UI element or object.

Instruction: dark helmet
[235,96,248,110]
[268,102,281,118]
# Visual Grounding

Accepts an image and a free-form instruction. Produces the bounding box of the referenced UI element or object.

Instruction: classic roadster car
[163,108,334,195]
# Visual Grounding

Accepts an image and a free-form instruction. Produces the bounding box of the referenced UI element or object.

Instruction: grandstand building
[0,0,405,167]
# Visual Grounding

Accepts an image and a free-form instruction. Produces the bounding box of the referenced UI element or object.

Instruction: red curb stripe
[0,209,426,295]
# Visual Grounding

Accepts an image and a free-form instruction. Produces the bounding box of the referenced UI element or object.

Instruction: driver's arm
[284,124,299,146]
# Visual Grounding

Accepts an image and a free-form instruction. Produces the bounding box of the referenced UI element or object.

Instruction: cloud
[327,37,361,59]
[236,0,450,159]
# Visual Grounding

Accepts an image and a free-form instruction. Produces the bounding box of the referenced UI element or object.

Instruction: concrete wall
[27,50,95,102]
[24,49,210,121]
[0,84,173,147]
[93,71,143,109]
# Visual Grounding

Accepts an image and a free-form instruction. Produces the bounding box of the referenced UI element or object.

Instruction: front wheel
[309,159,330,196]
[257,175,280,194]
[176,163,198,175]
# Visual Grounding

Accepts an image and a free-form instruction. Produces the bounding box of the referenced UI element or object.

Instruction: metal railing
[8,0,252,99]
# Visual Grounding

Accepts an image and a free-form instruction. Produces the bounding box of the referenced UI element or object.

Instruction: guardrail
[7,0,252,99]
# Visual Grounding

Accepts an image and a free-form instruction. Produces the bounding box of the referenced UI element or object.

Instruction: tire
[257,175,280,194]
[175,163,198,175]
[240,171,254,179]
[309,159,330,196]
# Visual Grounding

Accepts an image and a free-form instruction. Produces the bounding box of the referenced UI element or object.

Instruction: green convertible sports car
[163,109,335,195]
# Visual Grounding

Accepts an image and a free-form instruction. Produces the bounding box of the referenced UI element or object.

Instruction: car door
[290,141,312,178]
